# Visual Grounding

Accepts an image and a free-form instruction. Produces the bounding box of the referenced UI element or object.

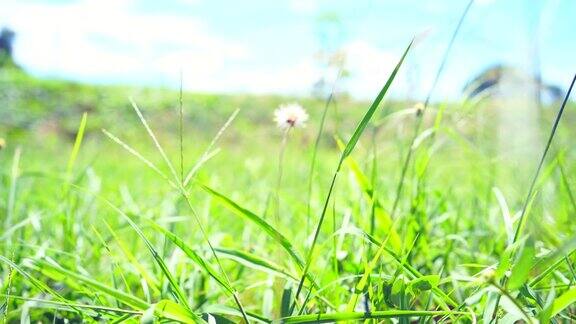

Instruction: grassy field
[2,54,576,323]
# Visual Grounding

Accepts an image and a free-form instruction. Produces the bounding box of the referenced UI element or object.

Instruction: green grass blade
[550,287,576,318]
[143,299,198,323]
[214,247,299,282]
[183,108,240,187]
[25,258,149,310]
[178,72,184,185]
[65,112,87,177]
[68,184,240,322]
[108,100,249,322]
[508,239,535,290]
[511,74,576,244]
[90,225,133,298]
[281,283,293,318]
[148,221,233,294]
[4,148,21,244]
[306,69,342,232]
[292,39,413,311]
[0,256,68,305]
[129,98,180,184]
[491,73,576,320]
[338,39,411,164]
[529,237,576,287]
[341,228,457,309]
[203,304,271,323]
[101,129,176,188]
[335,136,402,252]
[200,184,305,269]
[103,221,161,295]
[5,295,142,316]
[113,211,204,322]
[281,310,469,323]
[389,0,474,219]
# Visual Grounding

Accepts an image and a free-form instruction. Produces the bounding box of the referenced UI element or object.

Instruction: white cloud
[235,60,321,94]
[0,0,409,99]
[0,0,250,87]
[341,40,408,98]
[289,0,319,15]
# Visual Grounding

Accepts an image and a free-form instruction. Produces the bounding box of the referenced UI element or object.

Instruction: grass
[2,32,576,324]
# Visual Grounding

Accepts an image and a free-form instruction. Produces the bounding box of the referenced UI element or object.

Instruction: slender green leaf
[148,221,233,294]
[281,310,468,323]
[25,258,148,310]
[294,39,414,311]
[550,287,576,317]
[215,247,298,281]
[200,184,305,269]
[508,240,535,290]
[66,112,87,176]
[142,300,198,324]
[0,256,68,305]
[281,284,293,318]
[103,221,161,295]
[339,40,413,164]
[407,275,440,294]
[203,305,271,323]
[335,137,402,252]
[117,213,204,322]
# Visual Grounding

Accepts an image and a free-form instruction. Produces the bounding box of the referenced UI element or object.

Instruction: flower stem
[275,127,291,224]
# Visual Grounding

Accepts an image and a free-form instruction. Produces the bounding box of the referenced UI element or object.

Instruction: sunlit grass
[2,11,576,324]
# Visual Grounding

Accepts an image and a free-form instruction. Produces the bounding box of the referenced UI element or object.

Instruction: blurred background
[1,0,574,99]
[0,0,575,178]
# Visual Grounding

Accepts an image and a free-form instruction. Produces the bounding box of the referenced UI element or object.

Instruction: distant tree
[463,64,563,105]
[0,27,17,68]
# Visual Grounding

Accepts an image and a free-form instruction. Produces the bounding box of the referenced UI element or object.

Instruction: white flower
[273,103,309,130]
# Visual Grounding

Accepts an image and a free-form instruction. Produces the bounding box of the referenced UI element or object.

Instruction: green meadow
[1,53,576,323]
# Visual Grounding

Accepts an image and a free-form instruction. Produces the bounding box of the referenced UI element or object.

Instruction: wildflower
[0,138,5,150]
[272,103,308,225]
[273,103,309,130]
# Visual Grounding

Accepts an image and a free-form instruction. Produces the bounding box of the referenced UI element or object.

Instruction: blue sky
[1,0,575,100]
